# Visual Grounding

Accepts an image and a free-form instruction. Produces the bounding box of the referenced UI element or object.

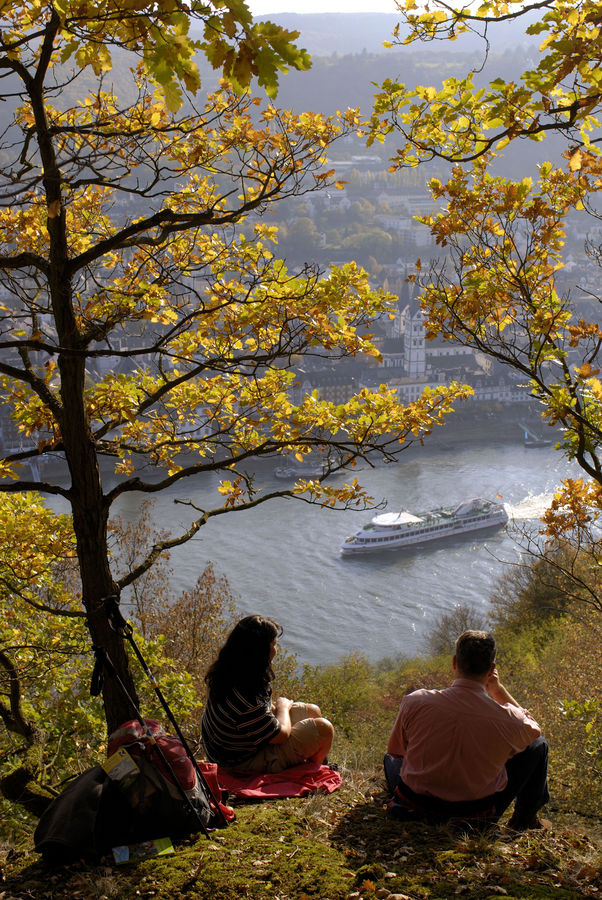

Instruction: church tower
[404,283,426,378]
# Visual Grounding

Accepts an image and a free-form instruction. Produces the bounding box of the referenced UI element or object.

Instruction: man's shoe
[506,813,545,832]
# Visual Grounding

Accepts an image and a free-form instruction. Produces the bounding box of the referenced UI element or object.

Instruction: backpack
[107,718,208,810]
[34,719,232,864]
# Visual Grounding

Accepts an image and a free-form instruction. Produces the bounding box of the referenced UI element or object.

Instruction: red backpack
[107,718,234,823]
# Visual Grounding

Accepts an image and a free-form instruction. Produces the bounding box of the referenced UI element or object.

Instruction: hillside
[4,611,602,899]
[0,13,565,177]
[3,778,601,899]
[195,13,542,58]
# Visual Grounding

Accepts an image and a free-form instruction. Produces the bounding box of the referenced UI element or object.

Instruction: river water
[108,438,575,666]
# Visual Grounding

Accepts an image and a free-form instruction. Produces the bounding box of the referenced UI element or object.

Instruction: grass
[2,767,602,900]
[3,612,602,899]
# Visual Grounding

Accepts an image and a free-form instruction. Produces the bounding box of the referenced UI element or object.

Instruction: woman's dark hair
[204,615,282,698]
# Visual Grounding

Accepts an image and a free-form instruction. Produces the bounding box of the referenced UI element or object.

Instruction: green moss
[355,861,386,882]
[1,792,598,900]
[486,888,581,900]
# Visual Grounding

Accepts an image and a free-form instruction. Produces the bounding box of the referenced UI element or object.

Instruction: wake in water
[504,492,555,521]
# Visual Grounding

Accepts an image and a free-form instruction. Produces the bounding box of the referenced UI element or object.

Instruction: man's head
[454,630,496,679]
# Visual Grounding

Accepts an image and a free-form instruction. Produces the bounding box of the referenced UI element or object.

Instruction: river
[107,437,575,666]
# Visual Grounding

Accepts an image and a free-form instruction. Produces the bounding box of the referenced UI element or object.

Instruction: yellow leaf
[588,378,602,401]
[575,363,599,378]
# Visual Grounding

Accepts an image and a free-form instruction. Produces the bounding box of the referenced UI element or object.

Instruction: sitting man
[384,630,549,829]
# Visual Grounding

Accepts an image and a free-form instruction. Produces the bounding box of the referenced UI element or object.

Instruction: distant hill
[192,12,544,120]
[190,10,562,175]
[228,46,533,117]
[243,12,540,57]
[0,13,560,179]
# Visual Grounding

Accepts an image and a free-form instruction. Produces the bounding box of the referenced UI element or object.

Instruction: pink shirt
[387,678,541,801]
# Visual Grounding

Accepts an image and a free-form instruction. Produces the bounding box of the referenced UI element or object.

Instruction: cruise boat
[340,498,508,554]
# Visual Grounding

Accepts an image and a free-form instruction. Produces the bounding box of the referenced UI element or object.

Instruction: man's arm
[485,667,521,708]
[486,666,542,751]
[387,699,408,757]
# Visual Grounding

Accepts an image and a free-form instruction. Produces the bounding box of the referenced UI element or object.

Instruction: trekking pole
[90,644,212,839]
[102,594,228,827]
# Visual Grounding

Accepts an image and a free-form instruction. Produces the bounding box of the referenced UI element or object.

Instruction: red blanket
[217,763,342,799]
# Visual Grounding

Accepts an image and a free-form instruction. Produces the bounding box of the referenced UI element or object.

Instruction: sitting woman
[201,615,334,773]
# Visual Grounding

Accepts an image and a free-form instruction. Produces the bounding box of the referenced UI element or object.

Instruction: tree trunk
[29,51,141,734]
[45,190,139,733]
[62,356,140,734]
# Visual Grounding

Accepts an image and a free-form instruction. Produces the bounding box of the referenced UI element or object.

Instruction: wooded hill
[193,15,566,177]
[197,12,542,58]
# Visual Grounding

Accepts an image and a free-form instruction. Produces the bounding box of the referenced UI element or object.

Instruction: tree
[416,155,602,536]
[489,533,602,634]
[281,215,321,256]
[368,0,602,549]
[425,602,489,657]
[369,0,601,167]
[0,494,98,815]
[0,495,78,748]
[0,489,244,820]
[0,2,468,734]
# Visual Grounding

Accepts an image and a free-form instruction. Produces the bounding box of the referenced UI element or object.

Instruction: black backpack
[34,752,215,864]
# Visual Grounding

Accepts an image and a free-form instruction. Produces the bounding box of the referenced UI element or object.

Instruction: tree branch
[0,252,49,274]
[0,649,36,743]
[0,478,71,499]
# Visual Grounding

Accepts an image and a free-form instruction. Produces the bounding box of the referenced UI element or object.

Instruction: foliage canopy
[371,0,602,550]
[369,0,602,165]
[0,0,466,742]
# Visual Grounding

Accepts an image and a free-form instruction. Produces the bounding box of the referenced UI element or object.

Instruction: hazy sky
[248,1,399,13]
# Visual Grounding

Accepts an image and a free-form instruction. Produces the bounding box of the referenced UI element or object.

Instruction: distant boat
[523,430,552,448]
[340,497,508,554]
[519,421,553,448]
[274,463,327,479]
[274,458,340,479]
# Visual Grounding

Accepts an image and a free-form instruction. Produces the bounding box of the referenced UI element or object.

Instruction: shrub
[499,613,602,816]
[490,538,602,634]
[425,602,489,656]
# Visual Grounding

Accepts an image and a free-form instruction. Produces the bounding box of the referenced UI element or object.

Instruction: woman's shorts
[234,702,321,774]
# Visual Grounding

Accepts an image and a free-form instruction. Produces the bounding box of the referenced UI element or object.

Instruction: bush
[299,654,382,738]
[425,602,489,656]
[500,612,602,816]
[490,538,602,634]
[137,562,237,696]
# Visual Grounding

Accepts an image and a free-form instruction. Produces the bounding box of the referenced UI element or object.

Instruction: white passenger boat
[340,498,508,554]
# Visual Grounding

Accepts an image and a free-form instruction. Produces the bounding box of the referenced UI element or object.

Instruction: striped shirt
[201,685,280,767]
